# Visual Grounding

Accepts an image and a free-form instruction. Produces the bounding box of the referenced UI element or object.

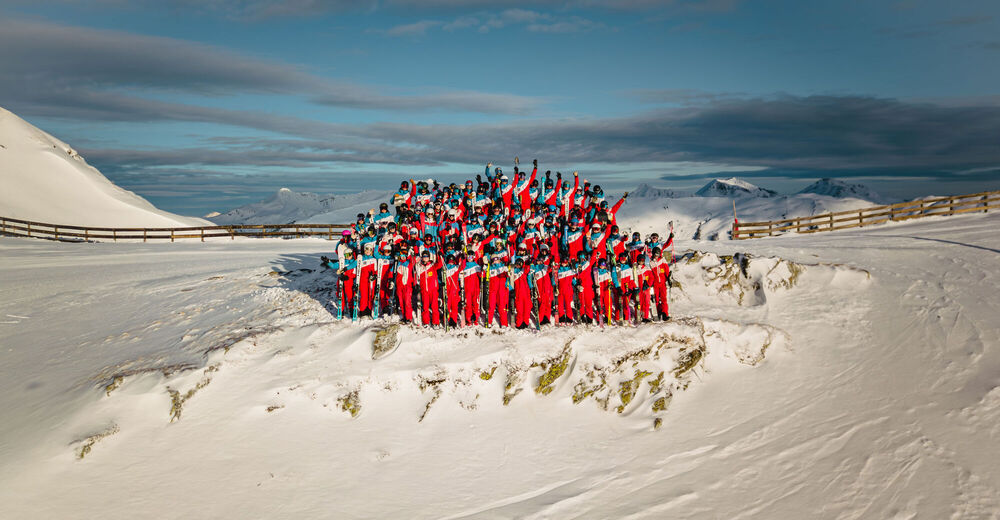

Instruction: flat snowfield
[1,213,999,519]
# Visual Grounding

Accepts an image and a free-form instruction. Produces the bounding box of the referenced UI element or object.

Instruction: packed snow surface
[1,210,999,518]
[0,106,207,227]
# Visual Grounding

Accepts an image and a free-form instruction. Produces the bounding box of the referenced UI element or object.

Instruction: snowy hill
[630,183,693,198]
[1,210,998,518]
[210,188,339,225]
[0,107,207,227]
[695,177,778,198]
[798,178,886,202]
[209,188,392,225]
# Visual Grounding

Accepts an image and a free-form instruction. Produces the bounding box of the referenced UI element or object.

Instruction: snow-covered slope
[210,188,339,225]
[1,211,998,518]
[630,183,693,198]
[695,177,778,198]
[209,188,392,225]
[0,107,207,227]
[798,177,886,202]
[617,189,878,242]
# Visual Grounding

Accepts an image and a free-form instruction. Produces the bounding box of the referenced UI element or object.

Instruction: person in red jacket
[486,253,510,327]
[555,257,577,323]
[530,252,554,326]
[614,252,636,322]
[634,253,655,322]
[649,246,671,320]
[460,253,483,325]
[416,250,443,327]
[574,249,599,324]
[510,258,532,329]
[443,254,462,327]
[356,243,378,317]
[393,250,416,324]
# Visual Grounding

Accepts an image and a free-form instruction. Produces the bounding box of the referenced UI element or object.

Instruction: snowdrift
[1,210,999,518]
[0,107,207,228]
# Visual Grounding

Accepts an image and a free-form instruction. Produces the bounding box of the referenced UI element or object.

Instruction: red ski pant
[396,283,413,321]
[638,287,652,320]
[464,283,481,324]
[654,282,669,317]
[557,281,575,320]
[446,284,461,324]
[598,286,614,323]
[514,281,531,327]
[618,289,633,322]
[421,283,441,325]
[358,269,375,313]
[537,280,553,323]
[340,276,355,314]
[578,283,594,319]
[488,276,509,327]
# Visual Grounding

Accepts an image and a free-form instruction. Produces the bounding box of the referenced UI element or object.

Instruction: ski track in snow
[1,212,999,519]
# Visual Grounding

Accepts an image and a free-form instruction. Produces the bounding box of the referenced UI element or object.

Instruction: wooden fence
[0,216,352,242]
[732,189,1000,240]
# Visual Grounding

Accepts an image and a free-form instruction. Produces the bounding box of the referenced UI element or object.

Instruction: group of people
[322,159,675,329]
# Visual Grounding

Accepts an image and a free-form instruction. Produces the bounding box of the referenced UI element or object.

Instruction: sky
[1,0,999,216]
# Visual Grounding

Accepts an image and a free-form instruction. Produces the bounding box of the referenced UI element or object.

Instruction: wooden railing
[0,216,351,242]
[732,189,1000,240]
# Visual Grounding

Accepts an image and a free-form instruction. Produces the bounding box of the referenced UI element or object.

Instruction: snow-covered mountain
[0,106,207,227]
[209,188,338,225]
[798,178,886,202]
[209,188,393,225]
[695,177,778,198]
[630,183,693,198]
[617,180,880,241]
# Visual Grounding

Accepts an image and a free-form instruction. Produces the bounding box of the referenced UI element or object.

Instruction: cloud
[527,16,605,33]
[382,20,443,36]
[75,94,1000,176]
[0,18,542,116]
[631,88,744,105]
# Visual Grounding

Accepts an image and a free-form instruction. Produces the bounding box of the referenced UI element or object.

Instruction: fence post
[27,222,31,237]
[984,195,989,213]
[731,222,737,240]
[143,229,147,243]
[113,229,117,242]
[201,228,205,242]
[54,226,59,240]
[829,213,834,230]
[768,222,773,236]
[230,226,235,240]
[84,228,89,241]
[170,230,174,243]
[1,217,5,236]
[947,197,955,216]
[328,225,333,240]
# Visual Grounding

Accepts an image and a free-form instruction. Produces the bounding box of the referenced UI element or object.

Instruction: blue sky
[2,0,999,215]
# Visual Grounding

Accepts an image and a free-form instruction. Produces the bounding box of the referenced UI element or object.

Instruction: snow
[616,189,879,242]
[1,209,999,518]
[0,106,207,227]
[695,177,778,198]
[209,188,392,225]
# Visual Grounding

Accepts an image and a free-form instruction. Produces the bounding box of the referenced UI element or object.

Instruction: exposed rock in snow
[0,106,207,227]
[797,178,886,202]
[695,177,778,198]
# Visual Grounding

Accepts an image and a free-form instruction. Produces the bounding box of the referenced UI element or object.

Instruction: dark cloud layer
[0,19,542,116]
[78,94,1000,173]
